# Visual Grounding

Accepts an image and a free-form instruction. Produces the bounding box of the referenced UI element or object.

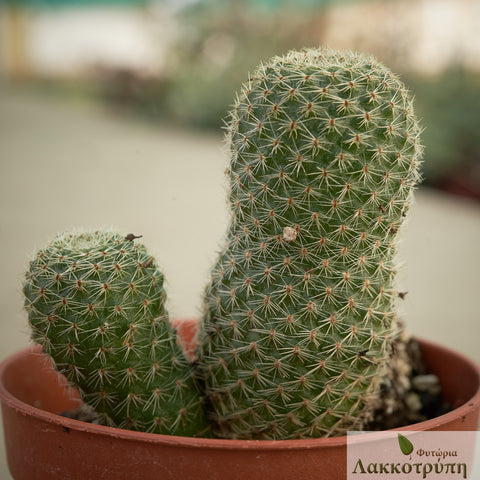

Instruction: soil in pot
[364,334,451,430]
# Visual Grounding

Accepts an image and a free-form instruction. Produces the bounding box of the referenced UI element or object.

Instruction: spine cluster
[24,231,206,436]
[199,48,423,439]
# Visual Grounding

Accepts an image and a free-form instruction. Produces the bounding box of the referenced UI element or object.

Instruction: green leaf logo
[397,434,414,456]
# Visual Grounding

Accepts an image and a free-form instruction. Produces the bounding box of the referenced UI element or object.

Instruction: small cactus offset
[199,48,423,439]
[24,230,206,436]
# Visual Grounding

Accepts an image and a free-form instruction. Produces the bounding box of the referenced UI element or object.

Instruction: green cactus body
[200,49,422,439]
[24,231,206,436]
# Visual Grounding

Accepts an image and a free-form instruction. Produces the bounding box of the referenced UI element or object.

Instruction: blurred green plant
[406,68,480,198]
[146,1,330,128]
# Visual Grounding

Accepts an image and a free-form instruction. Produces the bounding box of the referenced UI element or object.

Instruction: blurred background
[2,0,480,194]
[0,0,479,476]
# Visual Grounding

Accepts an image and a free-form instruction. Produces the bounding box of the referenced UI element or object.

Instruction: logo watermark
[347,431,480,479]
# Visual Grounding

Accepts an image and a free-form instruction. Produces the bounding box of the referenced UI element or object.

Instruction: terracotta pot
[1,320,479,480]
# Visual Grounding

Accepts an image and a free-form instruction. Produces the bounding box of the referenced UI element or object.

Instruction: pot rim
[1,339,479,451]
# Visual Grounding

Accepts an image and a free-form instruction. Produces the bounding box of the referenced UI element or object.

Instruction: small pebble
[412,374,441,394]
[405,392,423,412]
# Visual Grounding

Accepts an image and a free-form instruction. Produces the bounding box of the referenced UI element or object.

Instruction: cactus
[199,48,423,439]
[24,230,206,436]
